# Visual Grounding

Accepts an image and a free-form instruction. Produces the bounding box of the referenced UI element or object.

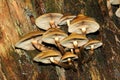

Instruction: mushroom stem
[67,58,77,71]
[49,20,57,28]
[81,27,86,35]
[32,40,49,51]
[50,57,77,71]
[57,57,75,71]
[67,58,72,65]
[50,57,71,69]
[90,45,94,55]
[67,20,70,26]
[54,37,65,55]
[73,41,78,49]
[73,41,80,54]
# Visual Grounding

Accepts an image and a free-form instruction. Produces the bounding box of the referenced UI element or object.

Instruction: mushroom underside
[34,56,61,64]
[68,21,100,34]
[61,57,78,62]
[15,37,42,50]
[84,42,103,50]
[115,7,120,17]
[61,39,89,48]
[42,35,67,44]
[35,13,63,30]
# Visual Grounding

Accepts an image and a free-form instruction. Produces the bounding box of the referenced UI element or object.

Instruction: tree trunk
[0,0,120,80]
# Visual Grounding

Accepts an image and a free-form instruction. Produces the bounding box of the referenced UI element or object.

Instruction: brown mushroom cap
[58,14,76,25]
[60,33,89,48]
[84,40,103,50]
[67,14,100,34]
[15,31,43,50]
[70,14,93,24]
[61,51,78,62]
[35,13,63,30]
[42,28,68,44]
[110,0,120,5]
[115,7,120,17]
[33,49,62,64]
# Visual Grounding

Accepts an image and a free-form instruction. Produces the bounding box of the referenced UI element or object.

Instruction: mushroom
[60,33,89,49]
[67,14,100,35]
[42,28,68,44]
[82,40,103,63]
[58,14,76,25]
[35,13,63,30]
[15,31,43,50]
[61,51,78,63]
[115,7,120,17]
[33,49,62,64]
[60,51,78,71]
[49,57,74,69]
[110,0,120,5]
[84,40,103,52]
[42,28,68,54]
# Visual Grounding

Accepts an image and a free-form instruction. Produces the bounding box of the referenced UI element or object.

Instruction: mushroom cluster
[15,13,103,70]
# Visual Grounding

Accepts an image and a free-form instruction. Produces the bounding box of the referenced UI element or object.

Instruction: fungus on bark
[15,13,103,71]
[15,31,43,50]
[115,7,120,17]
[42,28,68,54]
[67,14,100,35]
[60,33,88,49]
[84,40,103,53]
[35,13,63,30]
[33,49,62,64]
[58,14,76,25]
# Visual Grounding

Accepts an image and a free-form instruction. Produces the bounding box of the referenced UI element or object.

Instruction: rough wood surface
[0,0,120,80]
[0,0,39,80]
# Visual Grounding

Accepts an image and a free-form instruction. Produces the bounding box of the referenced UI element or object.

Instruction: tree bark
[0,0,40,80]
[0,0,120,80]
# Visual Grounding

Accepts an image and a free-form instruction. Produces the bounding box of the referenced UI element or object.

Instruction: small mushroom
[84,40,103,52]
[42,28,68,44]
[49,57,73,69]
[35,13,63,30]
[60,51,78,71]
[83,40,103,63]
[61,51,78,63]
[15,31,43,50]
[67,14,100,35]
[115,7,120,17]
[42,28,68,54]
[57,51,78,71]
[58,14,76,25]
[33,49,62,64]
[60,33,89,49]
